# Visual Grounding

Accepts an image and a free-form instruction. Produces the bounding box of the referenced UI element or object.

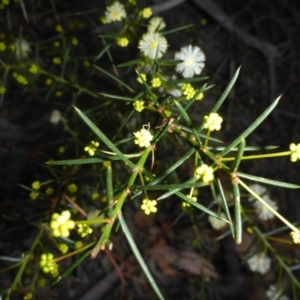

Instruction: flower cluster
[77,224,93,237]
[68,183,77,193]
[91,192,100,200]
[46,187,54,195]
[175,45,205,78]
[55,24,63,32]
[50,210,75,237]
[32,181,40,190]
[151,76,162,88]
[58,243,69,254]
[0,42,6,51]
[29,64,39,74]
[181,83,203,100]
[39,253,59,276]
[194,164,214,183]
[203,112,223,131]
[30,181,41,200]
[182,195,197,208]
[116,37,129,47]
[141,199,157,215]
[0,86,6,94]
[208,212,227,230]
[247,252,271,274]
[105,2,126,23]
[133,126,153,148]
[181,83,196,100]
[71,37,79,46]
[133,100,145,112]
[84,141,99,156]
[290,230,300,244]
[289,143,300,162]
[13,72,28,85]
[139,7,152,18]
[53,57,61,65]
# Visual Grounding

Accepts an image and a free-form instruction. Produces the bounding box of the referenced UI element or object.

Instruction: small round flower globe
[49,110,62,124]
[105,2,127,23]
[133,127,153,148]
[175,45,205,78]
[148,17,166,32]
[290,230,300,244]
[289,143,300,162]
[194,164,214,183]
[15,38,31,59]
[138,32,168,60]
[253,195,278,220]
[203,113,223,131]
[247,252,271,274]
[208,212,227,230]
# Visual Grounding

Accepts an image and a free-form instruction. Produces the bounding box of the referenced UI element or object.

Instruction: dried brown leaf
[147,246,219,279]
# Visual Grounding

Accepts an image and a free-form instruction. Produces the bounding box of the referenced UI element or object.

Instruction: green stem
[232,181,242,244]
[5,228,44,299]
[91,148,152,257]
[253,226,300,289]
[105,161,114,218]
[204,130,211,148]
[119,215,165,300]
[239,179,299,233]
[39,69,99,98]
[222,151,291,161]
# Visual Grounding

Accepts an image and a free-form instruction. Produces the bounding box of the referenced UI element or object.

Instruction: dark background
[1,0,300,299]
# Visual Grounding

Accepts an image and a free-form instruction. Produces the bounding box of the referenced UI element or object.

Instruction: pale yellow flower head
[140,7,152,18]
[175,45,205,78]
[50,210,75,238]
[208,212,227,230]
[138,32,168,60]
[151,77,161,88]
[0,42,6,51]
[181,83,196,100]
[203,112,223,131]
[78,224,93,237]
[84,141,99,156]
[15,38,30,59]
[141,199,157,215]
[247,252,271,274]
[105,2,126,23]
[290,230,300,244]
[289,143,300,162]
[32,181,41,190]
[133,100,145,112]
[0,86,6,94]
[182,195,197,208]
[133,125,153,148]
[116,37,129,47]
[148,17,166,32]
[39,253,59,276]
[194,164,214,183]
